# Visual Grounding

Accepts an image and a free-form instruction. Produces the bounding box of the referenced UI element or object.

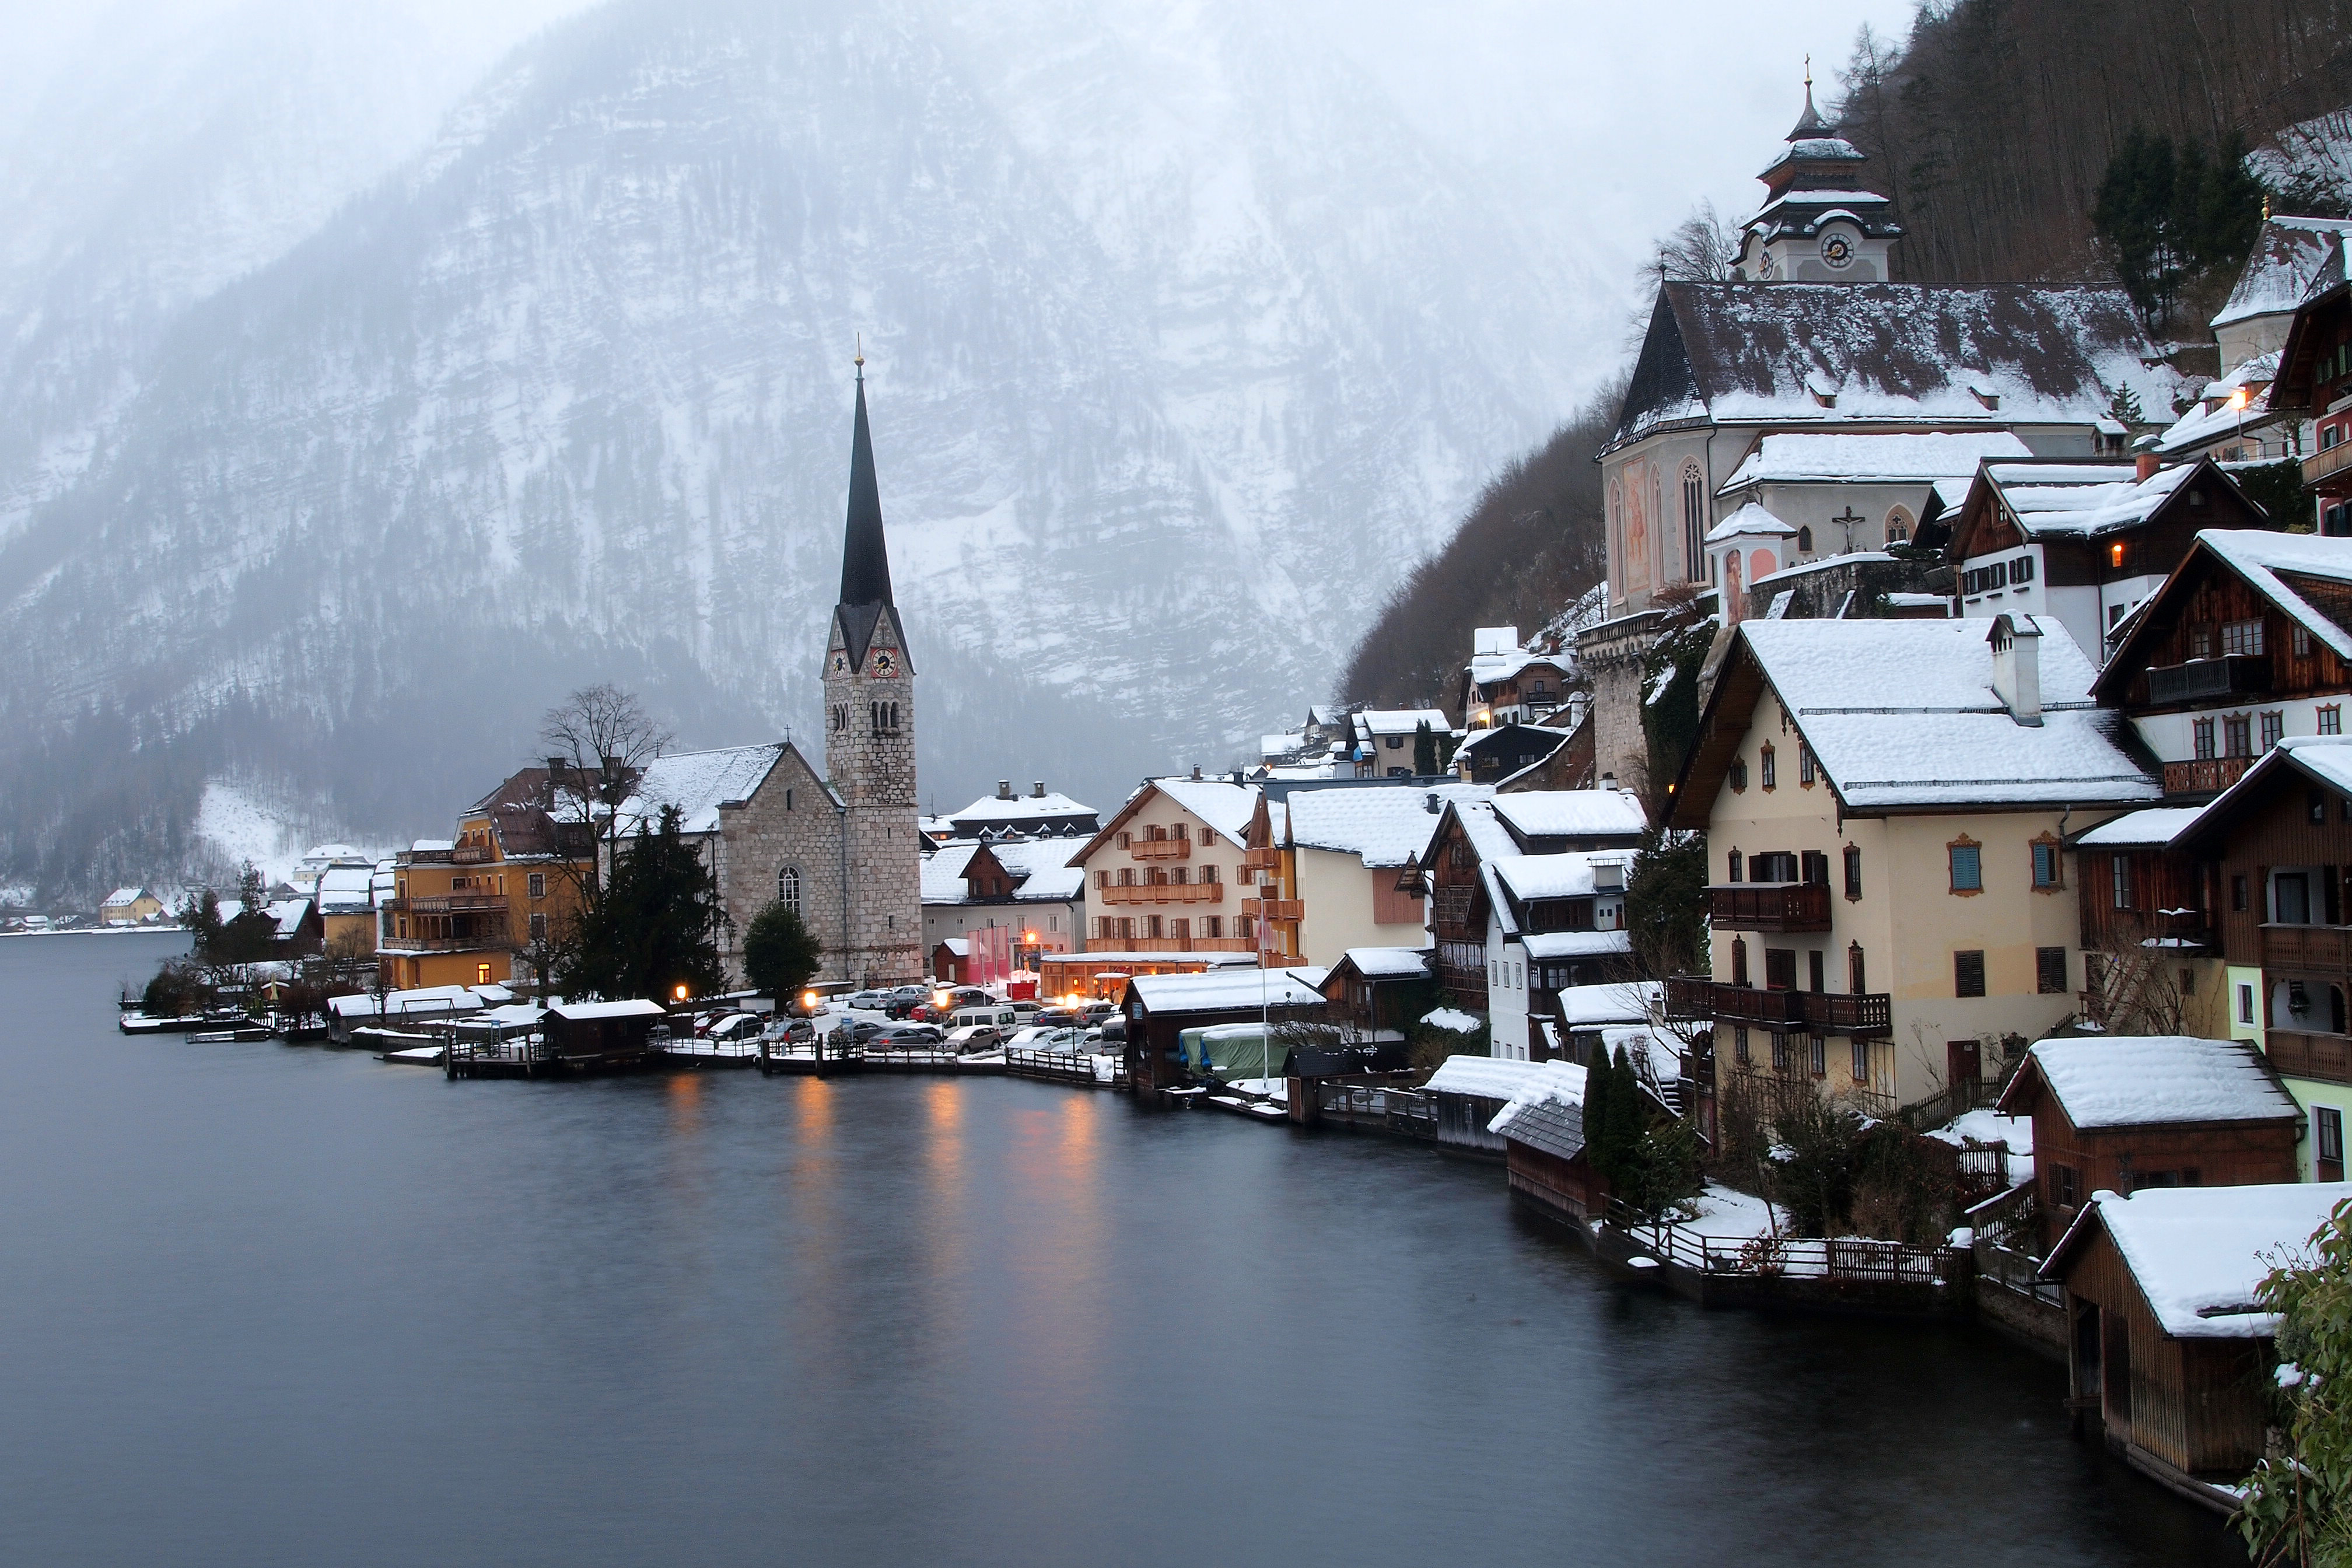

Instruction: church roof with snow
[1606,282,2179,456]
[2213,216,2352,329]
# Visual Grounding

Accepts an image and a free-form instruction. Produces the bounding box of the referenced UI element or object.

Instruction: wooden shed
[1424,1054,1550,1155]
[1488,1060,1601,1221]
[542,999,669,1069]
[1996,1035,2302,1249]
[2041,1183,2352,1500]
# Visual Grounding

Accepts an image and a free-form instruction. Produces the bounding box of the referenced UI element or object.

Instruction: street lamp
[673,984,689,1003]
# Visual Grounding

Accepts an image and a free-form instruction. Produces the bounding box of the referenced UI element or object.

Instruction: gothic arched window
[1884,507,1913,545]
[1682,463,1706,582]
[1796,525,1814,554]
[778,866,802,913]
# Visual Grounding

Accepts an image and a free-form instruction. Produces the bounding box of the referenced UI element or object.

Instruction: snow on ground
[1675,1181,1786,1243]
[1226,1077,1289,1103]
[1926,1108,2035,1184]
[195,780,383,887]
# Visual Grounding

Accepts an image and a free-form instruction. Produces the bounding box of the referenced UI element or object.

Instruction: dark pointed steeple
[839,352,894,608]
[1787,57,1833,139]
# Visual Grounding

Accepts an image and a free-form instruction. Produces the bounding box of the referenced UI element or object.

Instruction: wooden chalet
[2092,530,2352,802]
[1946,456,2270,668]
[2174,736,2352,1167]
[2273,236,2352,524]
[1995,1035,2300,1250]
[1424,1054,1550,1156]
[542,999,670,1071]
[1456,723,1580,788]
[1488,1060,1602,1222]
[2041,1184,2352,1501]
[1318,946,1432,1039]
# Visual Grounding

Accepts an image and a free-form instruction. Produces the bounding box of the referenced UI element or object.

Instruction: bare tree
[1656,201,1739,284]
[538,684,672,922]
[2081,945,2218,1037]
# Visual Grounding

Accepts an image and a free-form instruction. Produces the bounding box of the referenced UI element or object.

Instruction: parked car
[844,990,892,1012]
[704,1012,762,1041]
[1032,1008,1082,1028]
[953,1004,1020,1031]
[1080,1000,1118,1024]
[766,1017,816,1044]
[873,1023,944,1047]
[940,986,993,1009]
[1005,1024,1086,1053]
[945,1024,1002,1053]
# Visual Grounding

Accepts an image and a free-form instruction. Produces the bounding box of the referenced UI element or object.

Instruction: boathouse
[1996,1035,2301,1248]
[1424,1054,1549,1154]
[2040,1183,2351,1501]
[1122,966,1327,1094]
[1488,1059,1600,1220]
[542,999,669,1070]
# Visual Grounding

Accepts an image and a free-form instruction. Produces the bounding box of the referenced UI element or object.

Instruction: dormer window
[1805,372,1838,409]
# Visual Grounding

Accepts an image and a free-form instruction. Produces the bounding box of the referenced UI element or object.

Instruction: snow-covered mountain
[0,0,1606,893]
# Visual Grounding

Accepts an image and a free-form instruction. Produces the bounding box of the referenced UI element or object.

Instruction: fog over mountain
[0,0,1905,895]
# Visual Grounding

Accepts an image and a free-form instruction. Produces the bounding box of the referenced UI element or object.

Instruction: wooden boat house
[2040,1183,2352,1503]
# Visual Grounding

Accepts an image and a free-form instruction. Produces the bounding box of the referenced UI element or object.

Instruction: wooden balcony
[2162,755,2252,797]
[1662,975,1888,1035]
[450,846,494,864]
[1243,846,1280,871]
[2267,1029,2352,1085]
[2144,654,2272,706]
[389,894,508,916]
[2305,440,2352,489]
[1432,886,1474,927]
[1131,837,1191,861]
[1706,881,1832,933]
[1243,898,1304,921]
[1097,882,1223,905]
[2264,924,2352,971]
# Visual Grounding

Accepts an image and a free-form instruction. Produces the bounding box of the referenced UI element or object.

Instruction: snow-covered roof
[1486,1060,1589,1158]
[1444,799,1522,868]
[2050,1184,2352,1338]
[947,789,1095,826]
[1285,785,1465,868]
[1704,500,1797,544]
[2190,530,2352,664]
[1734,616,2160,810]
[412,839,454,853]
[101,887,147,906]
[548,999,670,1021]
[939,937,969,956]
[316,866,376,913]
[262,897,313,939]
[2071,807,2207,849]
[2212,215,2352,328]
[1520,930,1632,961]
[328,984,490,1019]
[2015,1036,2297,1129]
[988,839,1086,901]
[1612,282,2179,454]
[1488,852,1607,903]
[1425,1054,1549,1100]
[1721,432,2034,491]
[919,843,981,902]
[1338,946,1433,980]
[615,744,784,836]
[1489,790,1648,842]
[2157,352,2285,456]
[1422,1006,1483,1034]
[1354,708,1451,740]
[1979,460,2197,541]
[1127,966,1326,1014]
[1557,981,1660,1028]
[1147,779,1261,846]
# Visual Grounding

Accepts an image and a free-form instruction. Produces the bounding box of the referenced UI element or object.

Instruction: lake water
[0,932,2246,1566]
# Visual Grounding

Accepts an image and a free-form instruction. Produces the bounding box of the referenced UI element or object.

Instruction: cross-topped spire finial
[854,331,864,380]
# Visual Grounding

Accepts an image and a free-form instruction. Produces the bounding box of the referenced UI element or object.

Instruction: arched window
[778,866,802,913]
[1682,463,1707,582]
[1884,506,1913,545]
[1796,525,1814,554]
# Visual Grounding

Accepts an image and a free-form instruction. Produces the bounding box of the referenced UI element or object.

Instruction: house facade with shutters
[1668,616,2160,1114]
[919,838,1084,971]
[1069,775,1260,955]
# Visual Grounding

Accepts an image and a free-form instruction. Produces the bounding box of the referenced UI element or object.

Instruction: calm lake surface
[0,932,2245,1567]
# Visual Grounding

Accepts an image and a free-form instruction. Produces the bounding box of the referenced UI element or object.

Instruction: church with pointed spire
[629,358,923,992]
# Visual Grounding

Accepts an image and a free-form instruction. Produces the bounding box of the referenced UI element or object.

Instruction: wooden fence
[1604,1196,1966,1284]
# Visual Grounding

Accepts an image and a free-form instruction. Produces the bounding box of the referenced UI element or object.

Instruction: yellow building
[100,887,165,925]
[377,766,592,993]
[1670,615,2161,1114]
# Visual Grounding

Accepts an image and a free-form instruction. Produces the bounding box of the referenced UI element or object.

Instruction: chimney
[1989,614,2043,726]
[996,779,1013,800]
[2134,435,2160,483]
[1191,764,1203,780]
[1031,781,1045,798]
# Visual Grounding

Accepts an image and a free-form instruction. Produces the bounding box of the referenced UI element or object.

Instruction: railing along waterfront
[1604,1196,1965,1284]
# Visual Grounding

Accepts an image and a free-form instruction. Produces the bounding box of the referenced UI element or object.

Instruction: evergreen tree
[743,900,824,1000]
[2239,1198,2352,1562]
[1624,825,1708,980]
[558,804,730,1003]
[1412,720,1438,777]
[1582,1050,1616,1182]
[2095,128,2266,335]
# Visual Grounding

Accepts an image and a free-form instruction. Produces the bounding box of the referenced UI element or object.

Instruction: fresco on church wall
[1622,460,1651,596]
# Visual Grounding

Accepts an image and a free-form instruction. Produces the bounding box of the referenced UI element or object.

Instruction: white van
[953,1004,1020,1031]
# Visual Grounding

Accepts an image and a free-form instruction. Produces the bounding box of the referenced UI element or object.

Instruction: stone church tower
[821,358,923,987]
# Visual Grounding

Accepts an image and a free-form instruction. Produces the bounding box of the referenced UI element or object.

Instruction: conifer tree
[559,804,729,1002]
[743,900,824,1000]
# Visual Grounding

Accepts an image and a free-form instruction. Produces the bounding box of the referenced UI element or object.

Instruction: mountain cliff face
[0,0,1597,895]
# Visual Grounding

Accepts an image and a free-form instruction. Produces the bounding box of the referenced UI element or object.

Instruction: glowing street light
[673,984,689,1003]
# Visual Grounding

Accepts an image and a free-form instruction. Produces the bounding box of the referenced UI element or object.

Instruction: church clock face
[831,653,848,674]
[872,650,897,677]
[1819,232,1855,270]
